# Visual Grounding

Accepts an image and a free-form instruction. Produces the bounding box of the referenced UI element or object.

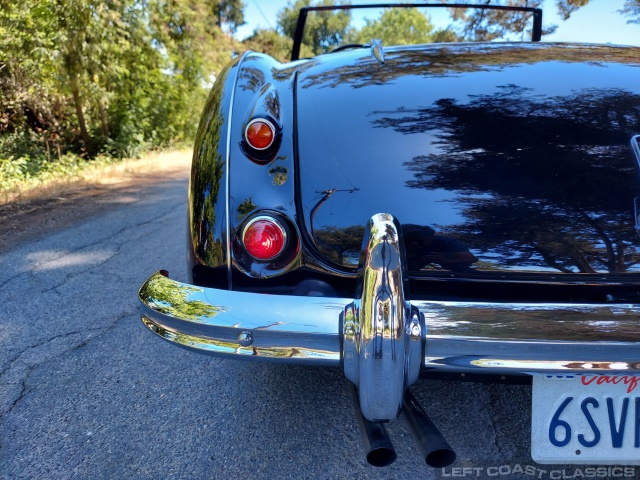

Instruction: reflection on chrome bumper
[139,271,640,373]
[138,272,343,365]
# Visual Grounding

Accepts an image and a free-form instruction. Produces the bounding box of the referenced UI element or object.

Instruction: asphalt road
[0,158,617,479]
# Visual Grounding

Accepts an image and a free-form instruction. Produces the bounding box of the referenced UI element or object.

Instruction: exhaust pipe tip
[360,413,397,467]
[425,448,457,469]
[366,443,397,468]
[351,385,397,467]
[403,389,457,468]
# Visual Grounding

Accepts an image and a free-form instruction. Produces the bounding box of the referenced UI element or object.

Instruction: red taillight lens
[242,217,287,261]
[245,119,275,150]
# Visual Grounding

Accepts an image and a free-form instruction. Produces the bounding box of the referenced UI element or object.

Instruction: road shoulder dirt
[0,150,192,252]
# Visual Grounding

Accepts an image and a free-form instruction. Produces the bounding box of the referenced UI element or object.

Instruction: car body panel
[295,43,640,279]
[188,57,239,281]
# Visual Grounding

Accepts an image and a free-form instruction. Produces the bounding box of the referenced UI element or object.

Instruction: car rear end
[140,40,640,466]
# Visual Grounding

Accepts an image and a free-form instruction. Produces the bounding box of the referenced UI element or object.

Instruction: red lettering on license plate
[580,375,639,394]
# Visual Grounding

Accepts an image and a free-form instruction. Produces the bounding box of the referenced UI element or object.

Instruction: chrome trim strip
[631,134,640,168]
[423,336,640,373]
[414,301,640,342]
[225,53,250,289]
[142,316,339,362]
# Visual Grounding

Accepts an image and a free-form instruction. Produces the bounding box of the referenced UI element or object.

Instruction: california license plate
[532,374,640,465]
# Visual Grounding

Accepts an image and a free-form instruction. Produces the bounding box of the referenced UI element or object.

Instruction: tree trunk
[69,73,93,155]
[98,100,109,138]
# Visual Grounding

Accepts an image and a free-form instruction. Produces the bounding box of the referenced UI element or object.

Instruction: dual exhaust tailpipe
[347,215,455,468]
[352,386,456,468]
[351,386,397,467]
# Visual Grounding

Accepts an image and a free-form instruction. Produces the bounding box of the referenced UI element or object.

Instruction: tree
[621,0,640,23]
[0,0,243,168]
[55,0,140,154]
[351,7,462,46]
[555,0,590,20]
[0,0,61,148]
[278,0,351,55]
[214,0,245,31]
[242,28,294,62]
[556,0,640,23]
[353,8,435,45]
[442,0,640,41]
[444,0,549,41]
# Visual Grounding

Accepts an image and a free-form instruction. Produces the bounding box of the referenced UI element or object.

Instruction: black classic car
[138,2,640,469]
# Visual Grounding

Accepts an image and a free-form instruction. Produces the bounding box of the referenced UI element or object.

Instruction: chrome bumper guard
[139,214,640,421]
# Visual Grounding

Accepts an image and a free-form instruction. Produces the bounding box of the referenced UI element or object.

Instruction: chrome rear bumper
[138,213,640,421]
[139,271,343,365]
[139,272,640,373]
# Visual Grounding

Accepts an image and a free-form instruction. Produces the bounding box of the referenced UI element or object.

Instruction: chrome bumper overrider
[139,214,640,421]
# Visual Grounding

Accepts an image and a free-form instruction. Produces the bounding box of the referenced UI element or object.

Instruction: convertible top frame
[290,2,543,61]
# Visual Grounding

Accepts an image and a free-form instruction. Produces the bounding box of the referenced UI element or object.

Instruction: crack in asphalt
[0,205,179,419]
[71,310,133,354]
[39,215,178,296]
[0,155,194,470]
[488,415,506,461]
[0,310,136,420]
[487,385,508,462]
[5,377,27,421]
[0,200,180,293]
[0,329,102,379]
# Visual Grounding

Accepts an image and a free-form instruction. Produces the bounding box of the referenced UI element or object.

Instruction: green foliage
[0,148,113,195]
[269,3,461,59]
[0,0,244,192]
[242,28,296,62]
[445,0,547,41]
[2,0,637,196]
[278,0,352,55]
[215,0,246,31]
[242,27,315,61]
[353,8,436,46]
[555,0,591,20]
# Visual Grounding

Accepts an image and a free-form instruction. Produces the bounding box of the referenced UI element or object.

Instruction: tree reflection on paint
[190,61,231,268]
[374,85,640,273]
[314,225,364,266]
[299,44,638,90]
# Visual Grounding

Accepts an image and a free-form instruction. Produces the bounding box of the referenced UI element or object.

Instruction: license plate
[532,374,640,465]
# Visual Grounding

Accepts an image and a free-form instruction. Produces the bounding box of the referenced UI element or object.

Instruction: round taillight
[245,119,275,150]
[242,216,287,261]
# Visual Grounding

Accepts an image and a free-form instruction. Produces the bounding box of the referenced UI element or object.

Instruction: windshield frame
[290,2,543,61]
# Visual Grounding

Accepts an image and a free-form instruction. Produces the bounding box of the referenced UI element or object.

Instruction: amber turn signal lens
[245,119,275,150]
[242,217,287,261]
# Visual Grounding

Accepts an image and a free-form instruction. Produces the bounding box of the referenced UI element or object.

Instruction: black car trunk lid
[295,43,640,290]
